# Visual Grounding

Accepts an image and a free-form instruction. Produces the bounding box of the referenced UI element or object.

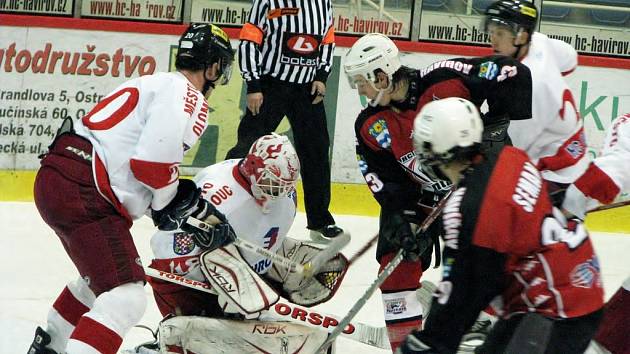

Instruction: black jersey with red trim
[391,55,533,124]
[353,55,532,214]
[421,146,604,353]
[354,105,450,214]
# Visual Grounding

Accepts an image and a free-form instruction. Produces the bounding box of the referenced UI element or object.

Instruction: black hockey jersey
[419,147,604,354]
[354,55,533,214]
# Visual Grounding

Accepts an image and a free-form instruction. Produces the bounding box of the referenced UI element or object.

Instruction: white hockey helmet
[240,133,300,211]
[343,33,401,90]
[412,97,483,164]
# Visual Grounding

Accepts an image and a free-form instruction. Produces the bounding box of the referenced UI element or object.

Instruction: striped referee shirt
[239,0,335,93]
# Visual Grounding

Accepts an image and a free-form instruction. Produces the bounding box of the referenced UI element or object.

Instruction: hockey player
[483,0,588,203]
[561,112,630,354]
[140,134,348,353]
[343,33,532,351]
[397,97,604,354]
[28,24,235,354]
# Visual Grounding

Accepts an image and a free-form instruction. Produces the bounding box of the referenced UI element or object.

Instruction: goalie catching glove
[152,179,236,251]
[265,237,349,306]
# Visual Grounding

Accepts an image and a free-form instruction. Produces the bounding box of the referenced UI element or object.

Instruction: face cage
[211,55,233,86]
[418,141,457,167]
[254,170,296,200]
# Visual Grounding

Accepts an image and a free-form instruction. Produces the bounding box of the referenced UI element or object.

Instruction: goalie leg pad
[200,244,279,317]
[158,316,333,354]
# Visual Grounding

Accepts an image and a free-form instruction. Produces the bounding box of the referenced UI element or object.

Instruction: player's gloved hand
[185,215,237,251]
[151,179,235,252]
[395,330,442,354]
[152,179,210,231]
[392,221,433,262]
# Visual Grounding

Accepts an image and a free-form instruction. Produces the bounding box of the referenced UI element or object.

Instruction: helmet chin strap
[512,44,524,59]
[367,79,393,107]
[369,89,387,107]
[201,62,221,96]
[511,29,527,59]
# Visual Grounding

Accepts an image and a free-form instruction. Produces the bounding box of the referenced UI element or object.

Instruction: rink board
[2,169,630,233]
[1,15,630,232]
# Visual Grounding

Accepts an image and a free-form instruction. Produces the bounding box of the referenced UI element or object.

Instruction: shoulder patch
[478,61,499,80]
[368,118,391,148]
[173,232,196,255]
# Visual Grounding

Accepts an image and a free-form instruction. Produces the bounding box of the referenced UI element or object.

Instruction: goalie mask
[412,97,483,167]
[240,134,300,212]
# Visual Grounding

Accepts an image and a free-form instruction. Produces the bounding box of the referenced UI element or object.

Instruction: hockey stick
[316,249,404,353]
[588,200,630,213]
[348,233,379,266]
[144,267,390,349]
[186,216,350,277]
[315,190,453,353]
[347,189,454,266]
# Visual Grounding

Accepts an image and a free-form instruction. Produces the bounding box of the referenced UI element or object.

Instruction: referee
[226,0,343,241]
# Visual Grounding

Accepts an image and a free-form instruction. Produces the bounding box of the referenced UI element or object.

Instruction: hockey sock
[46,278,95,353]
[379,252,423,351]
[594,277,630,354]
[66,282,146,354]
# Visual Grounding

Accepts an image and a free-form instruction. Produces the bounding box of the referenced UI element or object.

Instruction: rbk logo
[288,35,318,54]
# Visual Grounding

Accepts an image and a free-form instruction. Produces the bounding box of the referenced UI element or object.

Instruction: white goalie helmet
[412,97,483,164]
[240,133,300,212]
[343,33,401,90]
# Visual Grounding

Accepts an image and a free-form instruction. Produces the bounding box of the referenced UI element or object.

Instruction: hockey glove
[187,221,236,251]
[152,179,207,231]
[152,179,236,251]
[395,330,443,354]
[390,215,433,262]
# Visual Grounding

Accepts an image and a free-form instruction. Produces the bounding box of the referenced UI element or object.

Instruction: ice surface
[2,201,628,353]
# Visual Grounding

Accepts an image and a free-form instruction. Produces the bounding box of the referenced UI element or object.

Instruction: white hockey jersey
[74,72,209,220]
[563,113,630,218]
[150,159,297,279]
[508,32,588,184]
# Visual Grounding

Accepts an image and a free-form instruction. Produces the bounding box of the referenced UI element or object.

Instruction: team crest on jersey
[368,119,391,148]
[263,227,280,250]
[570,256,601,289]
[385,297,407,315]
[565,131,586,159]
[478,61,499,80]
[173,232,195,255]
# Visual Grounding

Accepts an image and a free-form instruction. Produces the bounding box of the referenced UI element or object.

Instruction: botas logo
[287,35,318,54]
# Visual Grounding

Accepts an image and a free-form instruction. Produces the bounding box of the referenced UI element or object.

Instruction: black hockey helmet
[482,0,538,35]
[176,23,235,85]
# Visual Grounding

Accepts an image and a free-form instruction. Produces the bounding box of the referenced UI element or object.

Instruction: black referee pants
[226,76,335,230]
